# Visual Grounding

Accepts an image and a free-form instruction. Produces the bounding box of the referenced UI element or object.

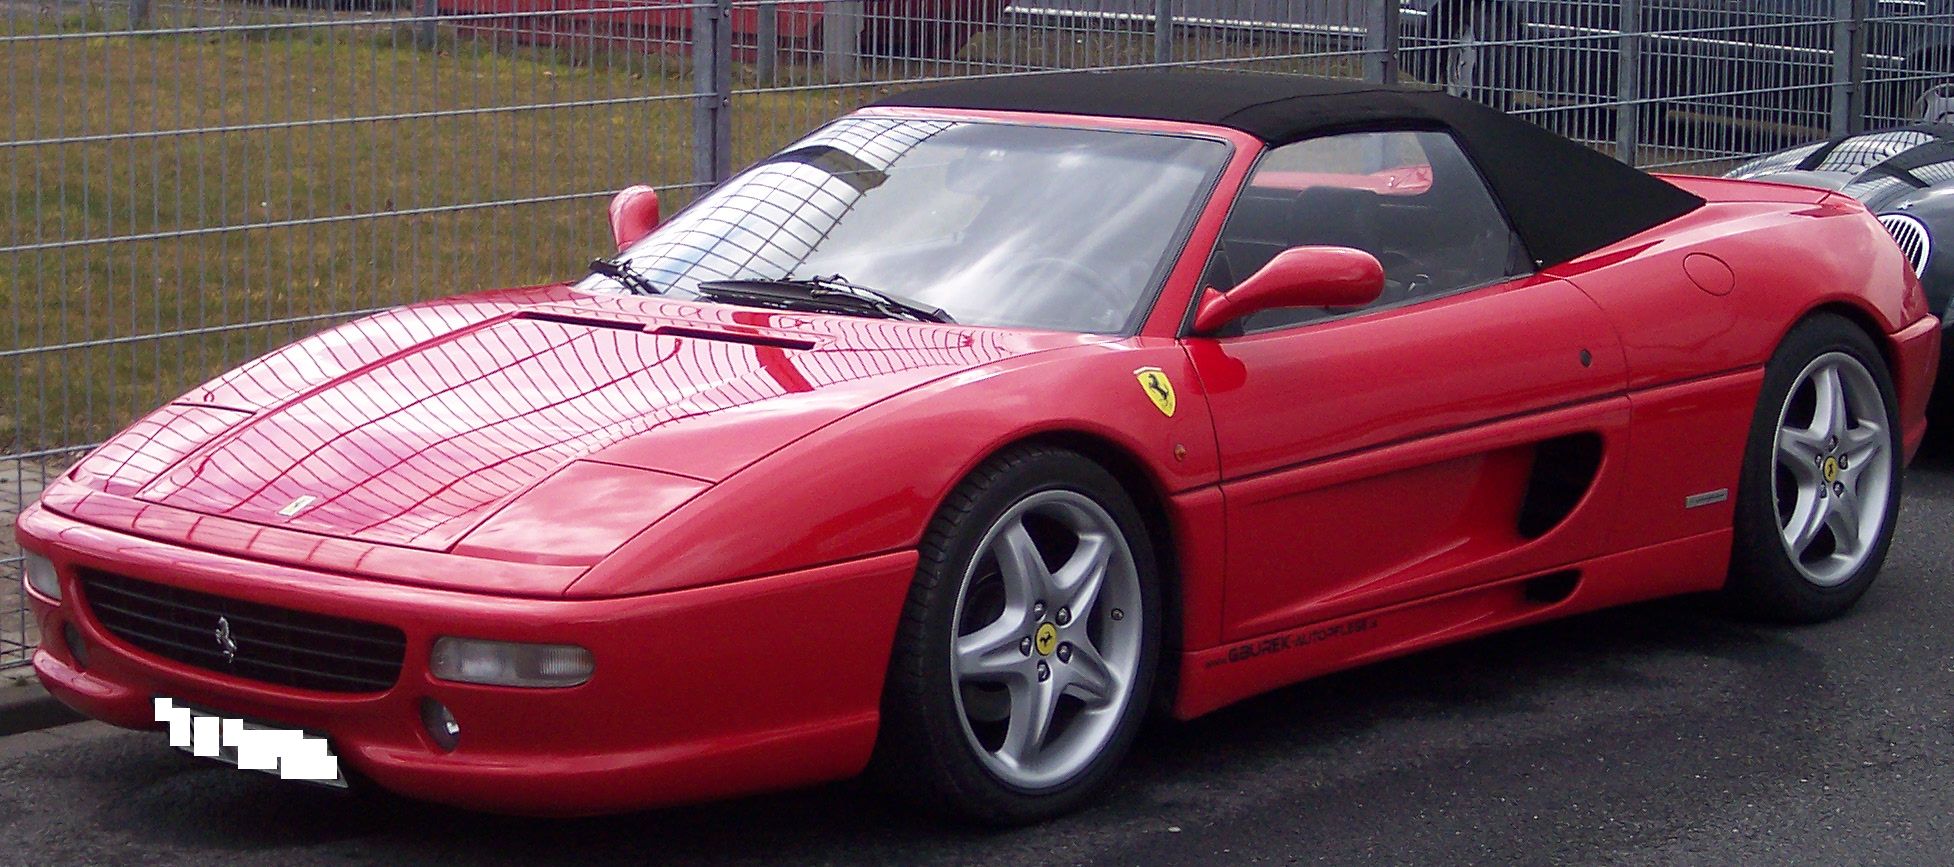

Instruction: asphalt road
[4,452,1953,866]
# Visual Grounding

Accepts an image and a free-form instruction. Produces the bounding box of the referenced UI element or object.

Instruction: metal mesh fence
[3,0,1952,669]
[1,0,711,667]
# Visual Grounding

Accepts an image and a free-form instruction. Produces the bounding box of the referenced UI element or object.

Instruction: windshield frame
[579,111,1239,338]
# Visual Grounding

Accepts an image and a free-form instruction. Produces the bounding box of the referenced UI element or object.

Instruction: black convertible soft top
[873,69,1705,269]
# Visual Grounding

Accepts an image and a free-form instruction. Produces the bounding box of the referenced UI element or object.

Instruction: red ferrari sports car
[16,70,1942,824]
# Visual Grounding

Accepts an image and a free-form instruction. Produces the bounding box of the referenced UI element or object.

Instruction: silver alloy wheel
[1770,351,1894,587]
[1445,23,1481,97]
[949,489,1142,790]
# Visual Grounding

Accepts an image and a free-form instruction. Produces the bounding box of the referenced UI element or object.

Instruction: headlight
[429,637,593,688]
[450,461,706,564]
[22,551,60,601]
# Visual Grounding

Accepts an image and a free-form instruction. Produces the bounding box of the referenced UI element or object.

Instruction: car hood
[114,285,1096,552]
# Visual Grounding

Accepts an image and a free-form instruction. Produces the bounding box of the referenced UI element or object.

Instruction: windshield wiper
[693,275,954,324]
[588,257,663,296]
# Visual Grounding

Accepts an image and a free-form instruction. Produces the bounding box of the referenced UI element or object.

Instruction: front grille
[1878,212,1931,277]
[80,570,406,693]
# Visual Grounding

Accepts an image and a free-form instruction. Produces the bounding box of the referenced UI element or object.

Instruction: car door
[1181,129,1633,642]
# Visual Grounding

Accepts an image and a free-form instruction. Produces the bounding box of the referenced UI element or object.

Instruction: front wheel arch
[869,440,1168,822]
[1002,431,1186,713]
[916,430,1186,717]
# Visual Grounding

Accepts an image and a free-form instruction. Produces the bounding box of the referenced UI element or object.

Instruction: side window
[1203,130,1531,333]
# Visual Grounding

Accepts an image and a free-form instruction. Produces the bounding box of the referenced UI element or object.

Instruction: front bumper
[18,501,915,816]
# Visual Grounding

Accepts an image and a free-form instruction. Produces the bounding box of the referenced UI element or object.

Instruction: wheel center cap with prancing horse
[1823,456,1841,484]
[1034,622,1059,656]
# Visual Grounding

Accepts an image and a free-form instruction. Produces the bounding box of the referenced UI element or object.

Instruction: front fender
[569,338,1220,597]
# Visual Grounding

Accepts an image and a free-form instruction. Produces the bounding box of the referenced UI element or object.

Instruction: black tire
[1725,313,1904,623]
[871,445,1161,825]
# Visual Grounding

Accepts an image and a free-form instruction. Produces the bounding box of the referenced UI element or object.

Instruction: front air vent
[1878,213,1931,276]
[79,570,406,693]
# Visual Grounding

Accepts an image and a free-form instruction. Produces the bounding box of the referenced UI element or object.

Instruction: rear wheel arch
[1725,310,1903,621]
[1802,300,1939,437]
[1801,301,1899,380]
[1766,303,1908,420]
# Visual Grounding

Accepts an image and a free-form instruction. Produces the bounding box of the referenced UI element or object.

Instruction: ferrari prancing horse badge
[1134,367,1176,418]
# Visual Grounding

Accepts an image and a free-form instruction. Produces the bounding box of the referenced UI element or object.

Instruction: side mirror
[1192,246,1385,334]
[608,185,661,250]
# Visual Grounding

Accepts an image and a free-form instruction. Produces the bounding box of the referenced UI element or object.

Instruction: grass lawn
[0,5,1735,652]
[0,9,880,456]
[0,3,1373,457]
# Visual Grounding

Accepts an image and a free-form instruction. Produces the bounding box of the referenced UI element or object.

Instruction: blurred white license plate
[158,699,348,789]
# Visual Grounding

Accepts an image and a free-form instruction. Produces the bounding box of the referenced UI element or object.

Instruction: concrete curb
[0,679,82,738]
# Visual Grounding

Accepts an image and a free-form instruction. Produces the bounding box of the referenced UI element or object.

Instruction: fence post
[129,0,150,29]
[1362,0,1400,84]
[822,0,863,83]
[1831,0,1868,135]
[1153,0,1171,65]
[693,0,734,187]
[1615,0,1640,165]
[757,0,779,83]
[415,0,438,49]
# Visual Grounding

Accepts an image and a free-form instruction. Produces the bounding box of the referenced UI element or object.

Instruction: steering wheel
[999,257,1131,329]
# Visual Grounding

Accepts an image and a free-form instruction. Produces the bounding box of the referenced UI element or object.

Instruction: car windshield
[578,117,1229,333]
